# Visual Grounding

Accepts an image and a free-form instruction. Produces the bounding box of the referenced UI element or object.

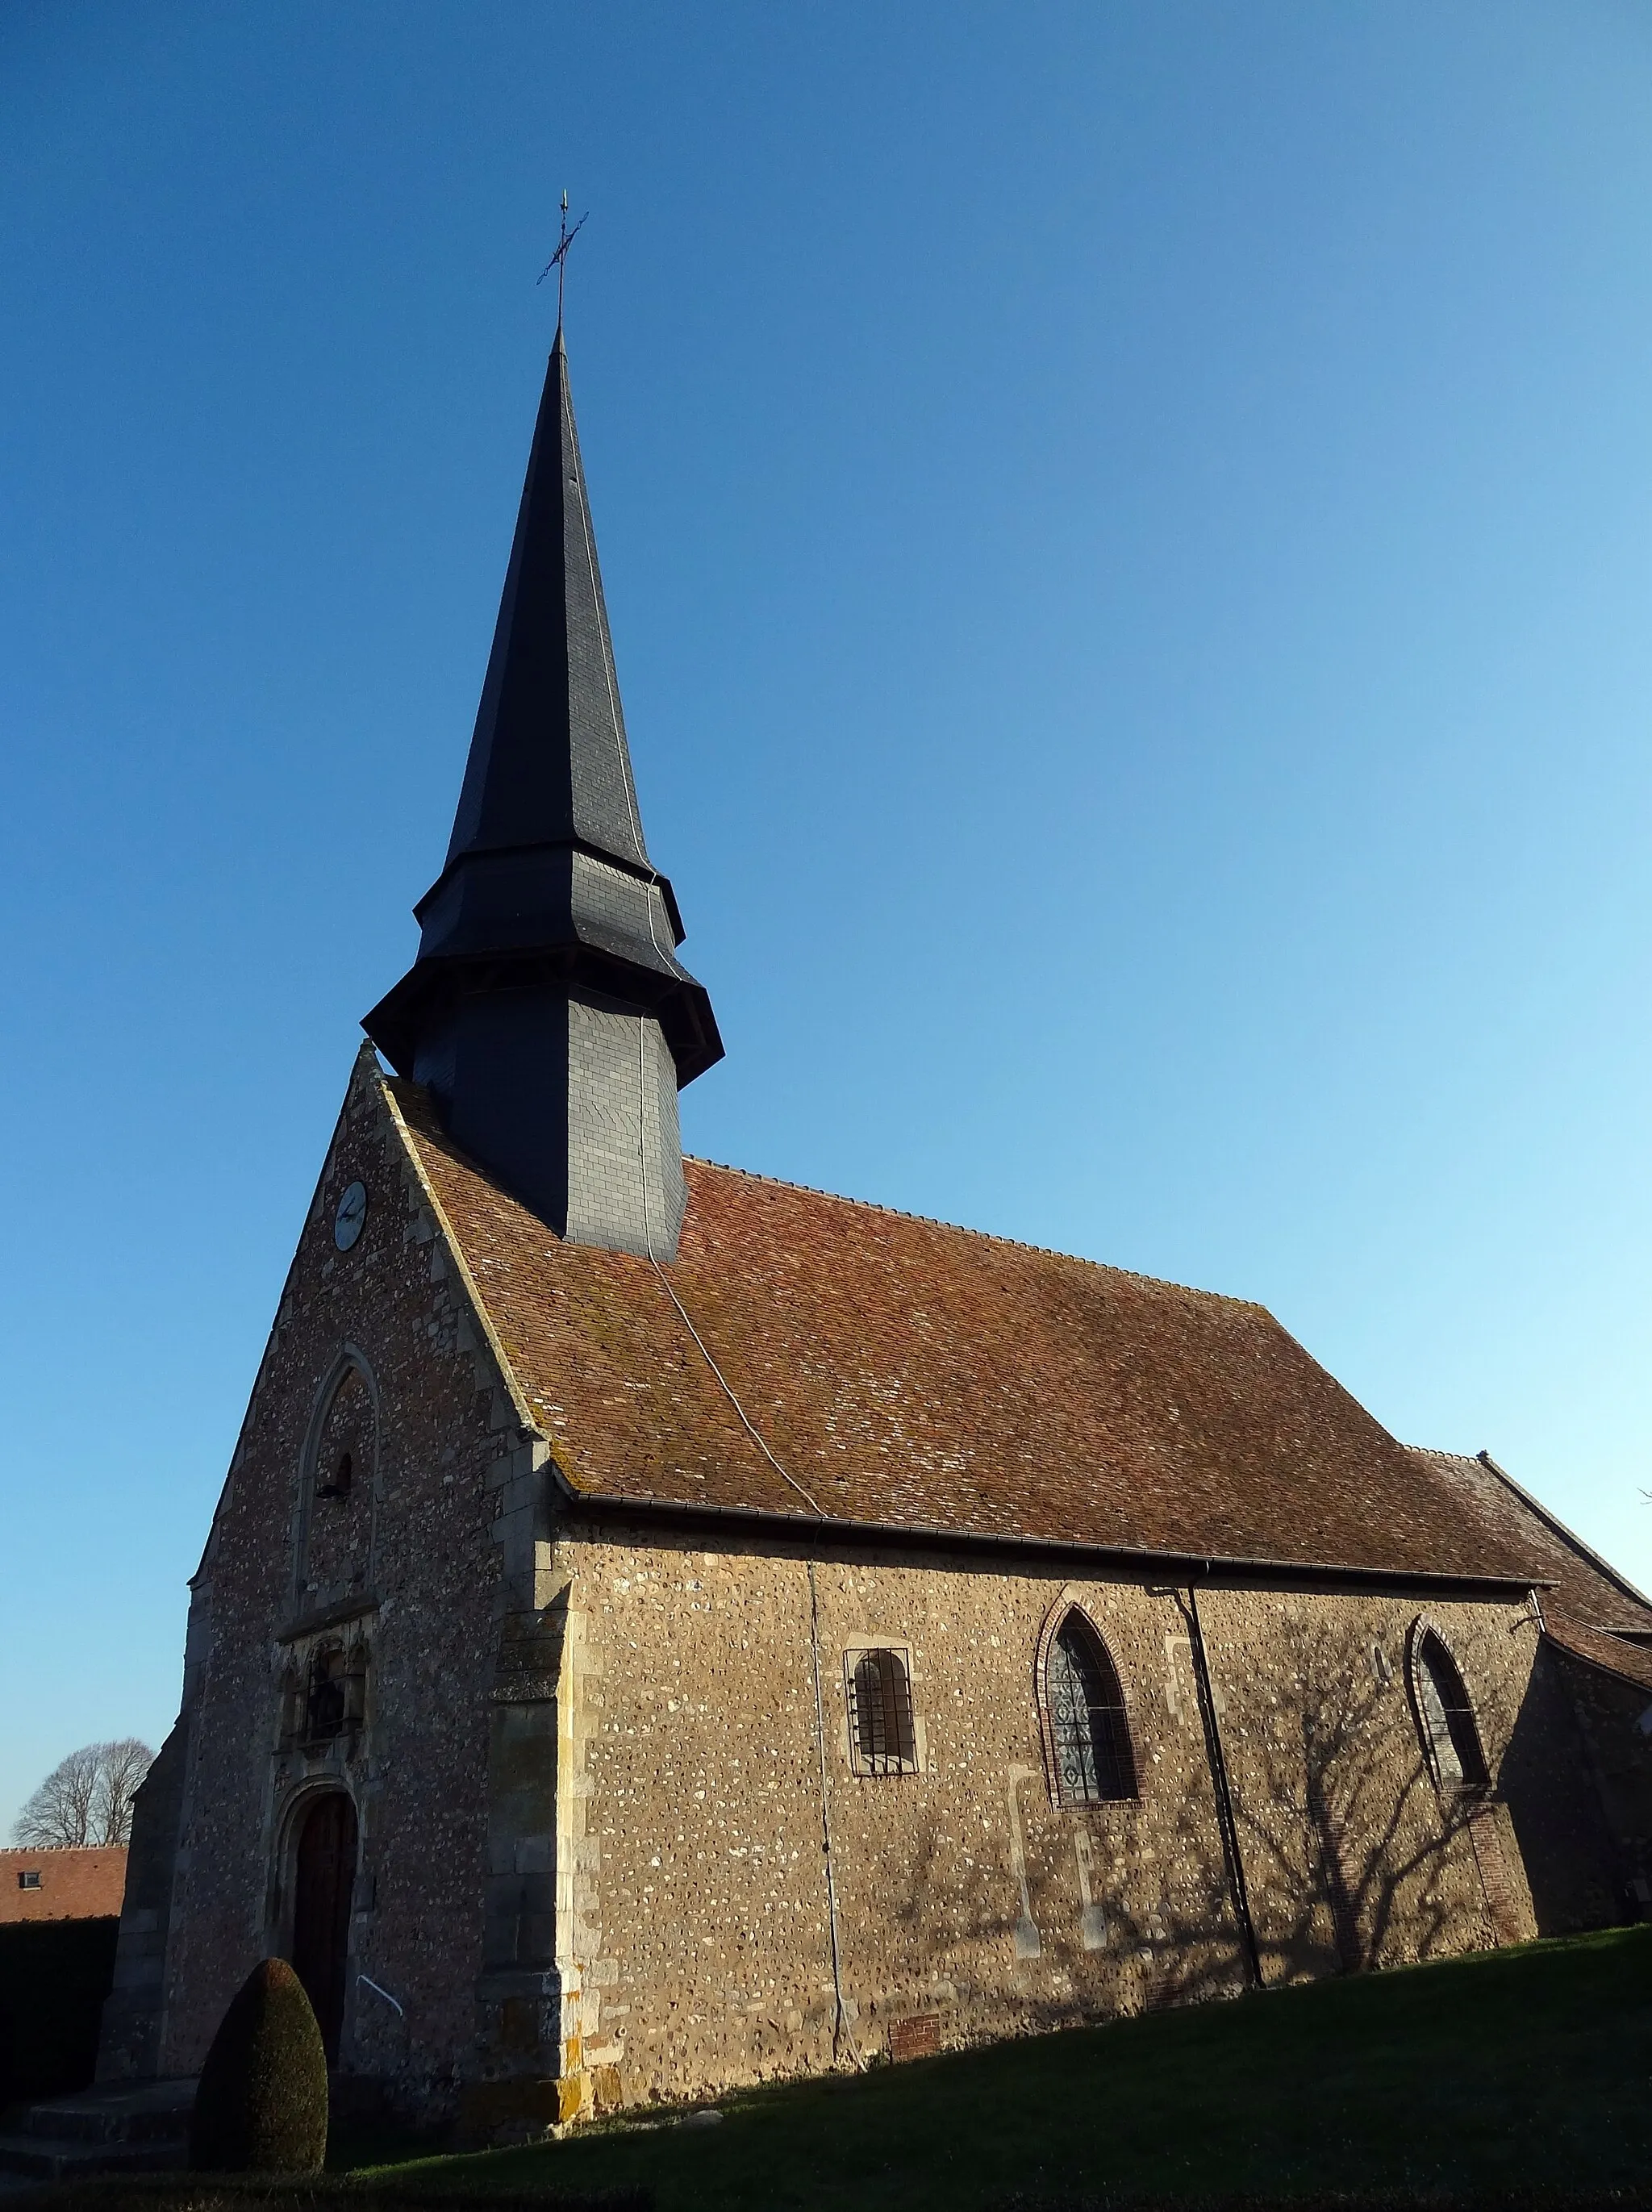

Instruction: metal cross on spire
[537,190,588,331]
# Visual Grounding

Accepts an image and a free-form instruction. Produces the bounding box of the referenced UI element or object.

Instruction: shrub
[189,1959,328,2174]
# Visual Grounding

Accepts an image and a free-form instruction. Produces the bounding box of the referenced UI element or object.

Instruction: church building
[101,318,1652,2136]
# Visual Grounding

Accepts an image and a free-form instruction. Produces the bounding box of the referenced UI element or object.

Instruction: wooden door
[292,1792,357,2062]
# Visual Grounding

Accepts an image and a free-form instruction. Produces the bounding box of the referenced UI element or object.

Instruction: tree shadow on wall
[872,1788,1246,2030]
[831,1609,1496,2031]
[1216,1607,1475,1985]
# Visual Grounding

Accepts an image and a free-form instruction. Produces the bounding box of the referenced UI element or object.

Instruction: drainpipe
[1181,1576,1262,1987]
[806,1559,861,2067]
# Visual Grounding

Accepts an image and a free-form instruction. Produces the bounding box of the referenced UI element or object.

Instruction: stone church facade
[101,317,1652,2136]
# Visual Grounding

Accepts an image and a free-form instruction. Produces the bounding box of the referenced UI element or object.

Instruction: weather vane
[538,190,588,329]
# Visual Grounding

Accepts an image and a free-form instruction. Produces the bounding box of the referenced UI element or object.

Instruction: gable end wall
[111,1052,549,2114]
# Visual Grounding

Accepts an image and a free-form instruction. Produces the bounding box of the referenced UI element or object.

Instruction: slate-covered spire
[444,326,655,883]
[364,334,722,1258]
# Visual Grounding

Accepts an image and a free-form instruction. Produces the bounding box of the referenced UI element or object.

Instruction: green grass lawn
[338,1925,1652,2211]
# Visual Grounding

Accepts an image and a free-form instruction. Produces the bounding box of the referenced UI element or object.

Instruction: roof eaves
[1542,1623,1652,1696]
[542,1458,1547,1597]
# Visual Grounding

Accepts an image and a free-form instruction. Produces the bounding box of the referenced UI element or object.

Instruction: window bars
[848,1648,918,1775]
[1047,1614,1137,1805]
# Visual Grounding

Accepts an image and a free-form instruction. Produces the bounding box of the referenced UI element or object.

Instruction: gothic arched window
[847,1648,917,1775]
[1409,1625,1488,1793]
[299,1359,376,1597]
[1044,1613,1137,1806]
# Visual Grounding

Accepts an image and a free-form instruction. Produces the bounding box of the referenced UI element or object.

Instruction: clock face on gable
[333,1180,368,1252]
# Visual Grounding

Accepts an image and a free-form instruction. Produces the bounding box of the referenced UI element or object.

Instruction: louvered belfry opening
[1415,1630,1489,1792]
[1048,1613,1137,1805]
[849,1648,917,1774]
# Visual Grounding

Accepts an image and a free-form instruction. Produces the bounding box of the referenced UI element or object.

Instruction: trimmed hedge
[0,1914,119,2105]
[189,1961,328,2174]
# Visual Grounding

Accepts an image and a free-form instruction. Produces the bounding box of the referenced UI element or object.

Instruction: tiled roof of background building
[1540,1611,1652,1692]
[1406,1447,1652,1636]
[0,1847,126,1924]
[387,1073,1551,1587]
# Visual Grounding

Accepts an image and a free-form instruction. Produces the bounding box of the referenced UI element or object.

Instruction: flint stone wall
[543,1533,1575,2115]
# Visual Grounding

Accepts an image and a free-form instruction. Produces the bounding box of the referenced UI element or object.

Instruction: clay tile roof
[1405,1447,1652,1637]
[1541,1610,1652,1693]
[387,1075,1540,1584]
[0,1847,127,1924]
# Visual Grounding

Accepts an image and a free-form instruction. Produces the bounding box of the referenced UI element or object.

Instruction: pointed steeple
[364,336,722,1258]
[444,328,656,883]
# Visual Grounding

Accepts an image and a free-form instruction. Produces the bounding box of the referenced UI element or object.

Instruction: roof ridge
[682,1154,1260,1310]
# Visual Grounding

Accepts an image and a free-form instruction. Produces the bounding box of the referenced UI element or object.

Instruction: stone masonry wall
[138,1049,539,2115]
[540,1527,1597,2117]
[1546,1649,1652,1921]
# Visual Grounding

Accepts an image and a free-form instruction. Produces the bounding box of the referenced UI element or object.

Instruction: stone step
[0,2078,196,2181]
[0,2135,185,2183]
[23,2105,188,2146]
[20,2080,194,2145]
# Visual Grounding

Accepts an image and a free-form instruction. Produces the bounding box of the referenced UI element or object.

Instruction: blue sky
[3,1,1651,1833]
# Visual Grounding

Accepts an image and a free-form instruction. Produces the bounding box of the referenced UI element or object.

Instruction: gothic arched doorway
[290,1792,357,2063]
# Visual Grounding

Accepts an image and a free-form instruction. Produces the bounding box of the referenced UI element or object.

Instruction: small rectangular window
[18,1870,42,1891]
[845,1646,919,1776]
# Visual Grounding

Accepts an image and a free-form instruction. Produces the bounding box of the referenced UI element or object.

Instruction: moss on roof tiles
[387,1072,1542,1583]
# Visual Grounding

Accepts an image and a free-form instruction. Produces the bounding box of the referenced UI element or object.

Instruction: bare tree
[13,1746,101,1847]
[95,1738,155,1847]
[12,1739,154,1848]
